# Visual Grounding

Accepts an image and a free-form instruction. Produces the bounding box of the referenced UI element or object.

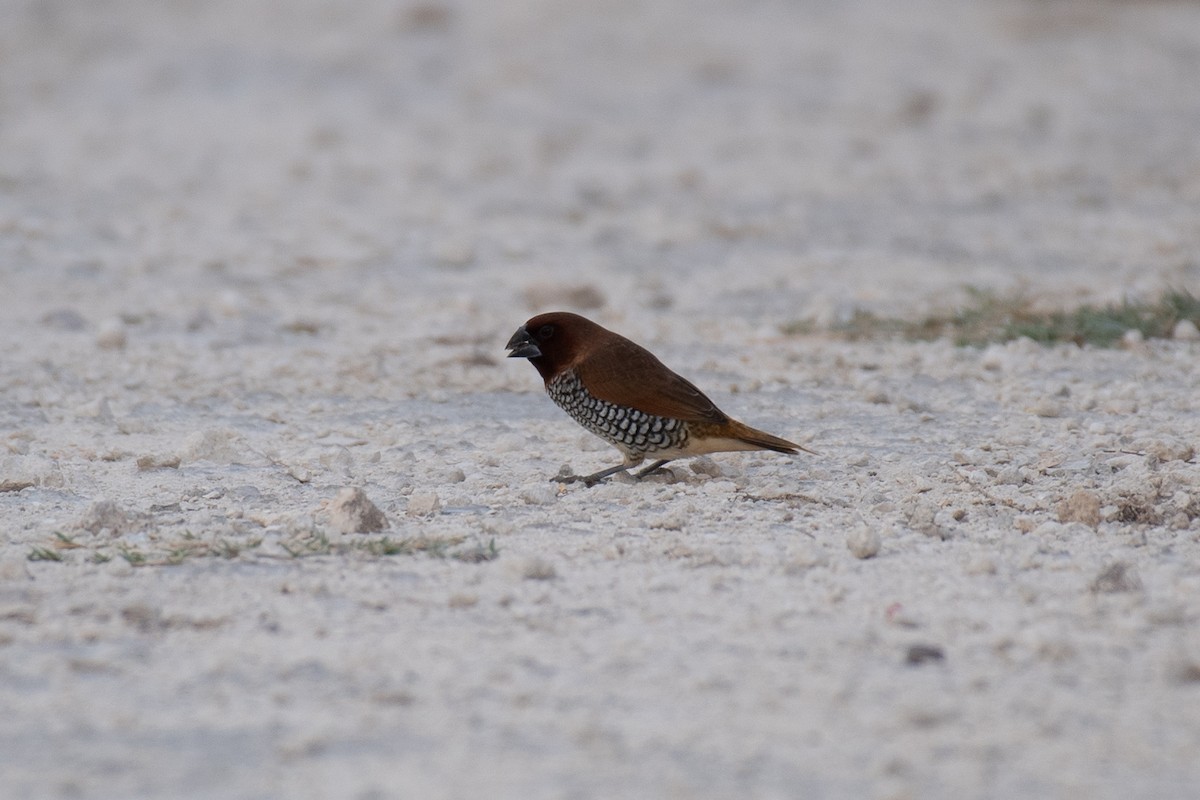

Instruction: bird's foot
[553,460,675,487]
[552,465,587,485]
[552,463,635,487]
[558,473,607,487]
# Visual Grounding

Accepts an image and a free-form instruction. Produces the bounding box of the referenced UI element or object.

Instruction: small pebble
[1028,398,1062,418]
[519,484,558,505]
[846,525,882,559]
[74,500,137,536]
[519,557,557,580]
[905,500,945,539]
[979,343,1006,371]
[287,464,312,483]
[179,428,243,464]
[1057,490,1101,527]
[95,318,127,349]
[1121,329,1144,348]
[1091,562,1142,593]
[1145,438,1194,463]
[905,644,945,665]
[994,466,1024,486]
[328,487,388,533]
[650,509,687,530]
[1172,319,1200,340]
[406,491,442,516]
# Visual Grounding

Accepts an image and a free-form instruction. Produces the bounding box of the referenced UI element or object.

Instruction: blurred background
[2,0,1198,338]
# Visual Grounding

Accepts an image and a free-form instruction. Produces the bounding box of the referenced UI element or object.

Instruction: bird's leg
[633,459,672,480]
[556,462,634,487]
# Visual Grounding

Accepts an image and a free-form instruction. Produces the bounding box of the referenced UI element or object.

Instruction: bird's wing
[576,338,729,424]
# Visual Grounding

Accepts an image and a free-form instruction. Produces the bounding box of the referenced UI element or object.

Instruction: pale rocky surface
[3,1,1200,798]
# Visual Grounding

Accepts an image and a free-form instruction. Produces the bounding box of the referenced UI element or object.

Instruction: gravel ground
[2,1,1200,798]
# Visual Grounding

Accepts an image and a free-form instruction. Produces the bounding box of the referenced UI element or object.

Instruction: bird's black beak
[505,325,542,359]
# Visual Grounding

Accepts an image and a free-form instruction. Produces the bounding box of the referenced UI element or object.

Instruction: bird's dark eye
[538,324,555,340]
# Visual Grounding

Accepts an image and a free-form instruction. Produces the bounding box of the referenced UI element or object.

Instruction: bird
[505,311,812,485]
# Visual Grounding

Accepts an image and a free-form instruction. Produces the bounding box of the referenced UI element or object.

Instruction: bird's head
[505,311,603,381]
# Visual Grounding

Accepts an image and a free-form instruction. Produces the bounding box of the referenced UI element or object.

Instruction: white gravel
[2,1,1200,799]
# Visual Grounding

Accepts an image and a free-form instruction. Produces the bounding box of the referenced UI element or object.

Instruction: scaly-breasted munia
[506,312,810,485]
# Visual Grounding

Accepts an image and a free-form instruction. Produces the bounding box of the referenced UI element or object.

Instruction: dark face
[505,312,595,381]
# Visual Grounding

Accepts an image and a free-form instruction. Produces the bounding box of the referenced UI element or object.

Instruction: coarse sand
[2,1,1199,798]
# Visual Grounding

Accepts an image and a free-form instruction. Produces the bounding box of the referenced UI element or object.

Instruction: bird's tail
[728,420,818,456]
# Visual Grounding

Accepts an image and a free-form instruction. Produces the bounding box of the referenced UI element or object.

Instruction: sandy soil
[3,1,1200,798]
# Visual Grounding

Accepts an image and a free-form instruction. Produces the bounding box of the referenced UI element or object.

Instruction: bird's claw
[553,473,607,487]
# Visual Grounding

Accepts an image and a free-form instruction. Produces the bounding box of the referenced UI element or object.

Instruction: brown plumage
[505,311,812,485]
